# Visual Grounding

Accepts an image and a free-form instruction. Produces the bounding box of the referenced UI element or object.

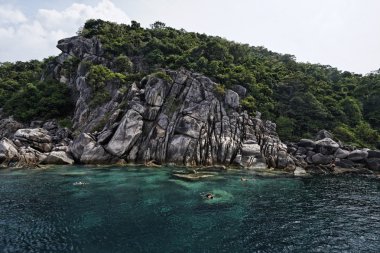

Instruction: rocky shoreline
[0,35,379,176]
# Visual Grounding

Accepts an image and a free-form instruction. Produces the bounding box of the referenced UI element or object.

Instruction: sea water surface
[0,166,379,253]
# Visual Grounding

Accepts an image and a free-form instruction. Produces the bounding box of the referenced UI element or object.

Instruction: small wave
[73,181,88,186]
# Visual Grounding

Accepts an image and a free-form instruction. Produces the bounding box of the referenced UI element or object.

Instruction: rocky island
[0,20,379,176]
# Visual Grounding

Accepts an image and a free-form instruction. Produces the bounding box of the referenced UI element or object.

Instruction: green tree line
[0,19,378,148]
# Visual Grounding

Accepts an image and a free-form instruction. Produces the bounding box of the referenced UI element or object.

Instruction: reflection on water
[0,166,379,253]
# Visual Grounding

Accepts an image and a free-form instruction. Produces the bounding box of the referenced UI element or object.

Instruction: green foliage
[339,97,362,127]
[0,60,73,122]
[214,84,226,96]
[61,56,80,77]
[276,116,296,141]
[77,18,380,146]
[58,118,73,129]
[113,55,133,73]
[87,64,127,108]
[354,121,379,147]
[87,64,126,88]
[2,19,380,148]
[241,95,256,112]
[333,124,358,145]
[3,80,73,122]
[151,71,172,83]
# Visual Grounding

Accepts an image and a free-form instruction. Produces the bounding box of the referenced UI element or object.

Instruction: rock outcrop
[62,65,293,169]
[0,120,73,168]
[287,130,380,174]
[1,34,379,175]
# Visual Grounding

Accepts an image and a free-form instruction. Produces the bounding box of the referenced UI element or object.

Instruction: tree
[150,21,166,29]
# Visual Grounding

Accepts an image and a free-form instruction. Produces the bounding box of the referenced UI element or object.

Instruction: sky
[0,0,379,74]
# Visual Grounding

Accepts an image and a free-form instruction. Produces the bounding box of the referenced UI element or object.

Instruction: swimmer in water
[205,193,214,199]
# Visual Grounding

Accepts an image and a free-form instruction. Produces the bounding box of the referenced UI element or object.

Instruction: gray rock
[43,120,58,131]
[347,150,368,161]
[231,85,247,97]
[49,47,297,169]
[69,133,113,164]
[175,116,202,139]
[335,148,350,159]
[30,121,43,128]
[0,138,19,165]
[106,109,143,157]
[311,153,334,165]
[145,78,167,106]
[42,151,74,165]
[366,158,380,171]
[315,130,334,141]
[315,138,339,155]
[69,133,94,161]
[167,135,192,163]
[14,128,53,152]
[240,142,266,168]
[298,139,316,149]
[57,36,103,58]
[97,129,114,145]
[368,150,380,159]
[224,89,240,109]
[294,167,308,176]
[18,147,46,166]
[335,159,355,169]
[0,117,24,139]
[295,147,307,156]
[80,144,113,164]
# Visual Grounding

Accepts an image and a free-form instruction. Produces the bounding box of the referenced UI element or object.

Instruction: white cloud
[0,0,130,62]
[0,4,27,24]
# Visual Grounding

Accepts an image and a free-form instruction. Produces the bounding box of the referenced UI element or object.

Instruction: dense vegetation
[78,19,379,148]
[0,19,378,148]
[0,60,73,122]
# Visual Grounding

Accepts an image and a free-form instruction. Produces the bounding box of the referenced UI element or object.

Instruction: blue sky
[1,0,379,74]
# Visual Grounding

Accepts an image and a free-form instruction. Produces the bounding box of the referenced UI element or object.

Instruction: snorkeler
[205,193,214,199]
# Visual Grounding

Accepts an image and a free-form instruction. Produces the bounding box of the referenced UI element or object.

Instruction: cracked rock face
[51,36,295,169]
[64,67,294,169]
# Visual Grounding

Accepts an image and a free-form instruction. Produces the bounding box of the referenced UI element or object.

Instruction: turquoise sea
[0,166,379,253]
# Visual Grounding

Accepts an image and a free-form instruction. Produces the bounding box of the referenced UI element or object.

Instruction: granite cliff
[0,35,379,175]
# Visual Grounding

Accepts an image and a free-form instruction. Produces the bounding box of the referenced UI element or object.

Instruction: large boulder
[14,128,53,152]
[347,150,368,161]
[224,89,240,109]
[368,150,380,159]
[57,36,103,58]
[166,135,193,164]
[70,133,114,164]
[315,138,339,155]
[0,117,24,139]
[42,151,74,165]
[69,133,94,161]
[366,158,380,171]
[240,142,266,168]
[298,139,316,149]
[294,167,308,176]
[0,138,19,165]
[106,109,143,157]
[335,159,355,169]
[80,145,113,164]
[311,153,334,165]
[335,148,350,159]
[175,116,202,139]
[315,130,334,141]
[18,147,46,166]
[144,78,168,106]
[231,85,247,98]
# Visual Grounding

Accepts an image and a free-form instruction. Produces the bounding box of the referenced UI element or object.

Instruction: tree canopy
[0,19,378,148]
